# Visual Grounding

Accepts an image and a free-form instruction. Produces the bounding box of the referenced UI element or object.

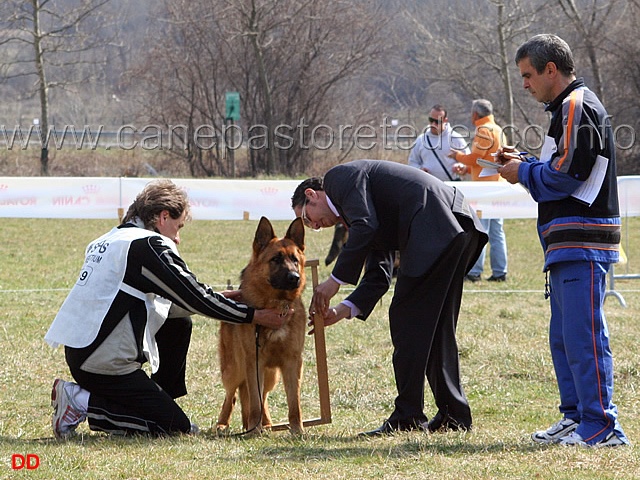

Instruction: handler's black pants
[387,216,484,428]
[66,317,193,436]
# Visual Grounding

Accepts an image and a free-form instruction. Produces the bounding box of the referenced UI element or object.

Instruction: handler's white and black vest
[46,221,253,376]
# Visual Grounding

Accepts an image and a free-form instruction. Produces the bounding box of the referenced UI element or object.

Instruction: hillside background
[1,0,638,177]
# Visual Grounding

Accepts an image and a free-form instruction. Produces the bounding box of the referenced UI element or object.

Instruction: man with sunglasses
[408,104,470,182]
[291,160,487,435]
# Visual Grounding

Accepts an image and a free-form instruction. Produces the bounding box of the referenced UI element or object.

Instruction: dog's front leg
[261,367,278,429]
[216,390,236,432]
[243,358,264,434]
[281,359,304,434]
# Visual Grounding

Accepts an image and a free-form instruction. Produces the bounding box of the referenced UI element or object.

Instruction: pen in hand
[492,151,528,157]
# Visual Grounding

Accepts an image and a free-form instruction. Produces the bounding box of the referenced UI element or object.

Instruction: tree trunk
[497,2,514,146]
[248,0,276,175]
[558,0,605,101]
[32,0,50,176]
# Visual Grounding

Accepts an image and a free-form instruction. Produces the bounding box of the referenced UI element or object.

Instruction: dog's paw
[215,424,230,437]
[289,424,305,436]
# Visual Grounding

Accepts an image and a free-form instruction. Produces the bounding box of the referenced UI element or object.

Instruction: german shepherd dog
[216,217,306,435]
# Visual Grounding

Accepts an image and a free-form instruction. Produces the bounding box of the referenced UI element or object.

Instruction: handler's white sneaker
[51,379,88,440]
[560,431,628,448]
[531,418,578,444]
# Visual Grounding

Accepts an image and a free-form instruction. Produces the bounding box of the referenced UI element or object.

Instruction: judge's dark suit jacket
[325,160,487,318]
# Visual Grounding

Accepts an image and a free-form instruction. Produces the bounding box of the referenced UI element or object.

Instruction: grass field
[1,216,639,479]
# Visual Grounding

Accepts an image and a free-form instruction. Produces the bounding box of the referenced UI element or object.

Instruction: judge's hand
[310,277,340,318]
[308,303,350,335]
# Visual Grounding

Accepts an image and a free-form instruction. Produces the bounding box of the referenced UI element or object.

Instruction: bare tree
[400,0,551,142]
[604,0,640,174]
[129,0,232,177]
[3,0,638,176]
[239,0,291,174]
[0,0,112,175]
[134,0,390,177]
[554,0,627,103]
[538,0,634,170]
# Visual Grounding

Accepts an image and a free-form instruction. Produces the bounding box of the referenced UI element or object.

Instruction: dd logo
[11,453,40,470]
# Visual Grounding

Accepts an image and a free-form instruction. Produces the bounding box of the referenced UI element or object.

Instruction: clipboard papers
[476,158,502,178]
[477,158,502,169]
[571,154,608,206]
[539,135,608,206]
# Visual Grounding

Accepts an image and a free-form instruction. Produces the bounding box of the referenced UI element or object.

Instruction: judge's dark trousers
[67,317,193,436]
[387,216,484,427]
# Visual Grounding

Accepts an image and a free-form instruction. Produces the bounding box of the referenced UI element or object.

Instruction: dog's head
[250,216,306,294]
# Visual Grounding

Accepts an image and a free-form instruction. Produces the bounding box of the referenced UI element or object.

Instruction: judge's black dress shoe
[487,274,507,282]
[427,412,472,433]
[359,419,428,437]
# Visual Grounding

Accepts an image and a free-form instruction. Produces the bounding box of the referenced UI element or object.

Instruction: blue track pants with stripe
[548,260,628,444]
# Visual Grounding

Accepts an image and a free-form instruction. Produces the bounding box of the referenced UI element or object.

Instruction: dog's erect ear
[285,217,305,252]
[254,216,276,254]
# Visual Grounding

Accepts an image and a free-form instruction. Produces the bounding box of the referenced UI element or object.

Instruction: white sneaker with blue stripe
[531,418,578,444]
[559,430,628,448]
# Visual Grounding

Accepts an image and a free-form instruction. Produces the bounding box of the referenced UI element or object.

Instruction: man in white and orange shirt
[449,99,508,282]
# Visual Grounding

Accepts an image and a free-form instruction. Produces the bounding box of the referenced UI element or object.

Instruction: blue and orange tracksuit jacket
[517,78,620,269]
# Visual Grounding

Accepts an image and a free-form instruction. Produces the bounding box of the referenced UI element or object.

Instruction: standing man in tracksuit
[498,34,628,447]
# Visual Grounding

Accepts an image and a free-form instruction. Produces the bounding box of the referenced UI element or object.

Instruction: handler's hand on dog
[308,304,349,335]
[252,307,294,329]
[221,289,243,301]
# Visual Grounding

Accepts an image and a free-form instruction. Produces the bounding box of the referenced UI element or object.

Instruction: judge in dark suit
[291,160,487,435]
